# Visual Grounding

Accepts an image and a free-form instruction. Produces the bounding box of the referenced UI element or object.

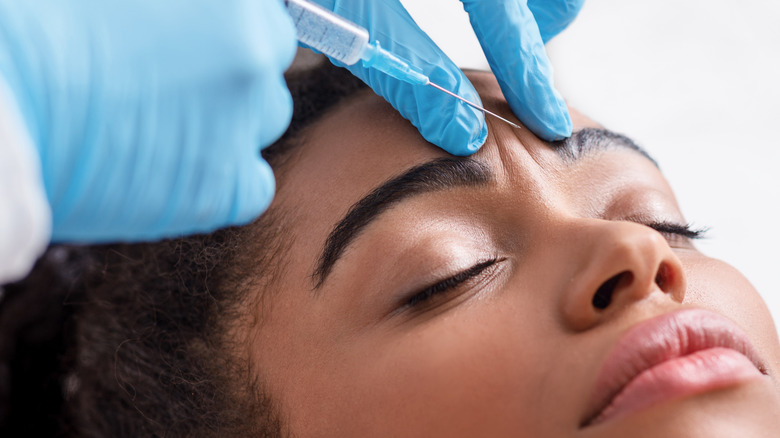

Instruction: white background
[400,0,780,333]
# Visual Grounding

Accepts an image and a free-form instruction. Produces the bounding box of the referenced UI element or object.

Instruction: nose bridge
[558,219,686,332]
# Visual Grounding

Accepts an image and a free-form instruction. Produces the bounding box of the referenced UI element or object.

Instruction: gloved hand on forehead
[0,0,581,247]
[306,0,584,155]
[0,0,296,241]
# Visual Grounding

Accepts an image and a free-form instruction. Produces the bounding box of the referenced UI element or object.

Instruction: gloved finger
[528,0,585,42]
[231,67,290,224]
[303,0,487,156]
[461,0,572,141]
[229,156,277,226]
[255,66,296,153]
[168,59,290,236]
[145,157,276,240]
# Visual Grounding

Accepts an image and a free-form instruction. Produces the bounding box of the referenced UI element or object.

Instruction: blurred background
[400,0,780,333]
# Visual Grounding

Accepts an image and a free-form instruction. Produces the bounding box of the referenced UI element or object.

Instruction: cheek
[295,302,561,435]
[680,252,780,371]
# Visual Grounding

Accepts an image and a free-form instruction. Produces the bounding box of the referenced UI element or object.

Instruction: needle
[426,81,522,130]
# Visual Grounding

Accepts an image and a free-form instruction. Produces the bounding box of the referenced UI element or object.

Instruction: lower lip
[593,347,763,424]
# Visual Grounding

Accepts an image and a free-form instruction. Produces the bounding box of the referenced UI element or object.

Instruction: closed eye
[405,257,501,309]
[646,221,708,239]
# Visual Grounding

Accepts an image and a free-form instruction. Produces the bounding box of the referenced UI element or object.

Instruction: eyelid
[403,257,503,310]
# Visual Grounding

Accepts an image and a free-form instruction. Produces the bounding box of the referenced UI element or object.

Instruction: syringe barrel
[285,0,369,65]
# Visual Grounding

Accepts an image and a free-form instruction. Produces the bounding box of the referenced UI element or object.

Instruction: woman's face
[246,72,780,436]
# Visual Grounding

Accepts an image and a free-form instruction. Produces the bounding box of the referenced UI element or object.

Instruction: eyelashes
[405,257,500,309]
[644,221,709,240]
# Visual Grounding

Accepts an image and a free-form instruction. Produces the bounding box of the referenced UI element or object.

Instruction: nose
[558,220,686,332]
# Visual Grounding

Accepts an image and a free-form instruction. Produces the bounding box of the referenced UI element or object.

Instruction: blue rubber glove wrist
[0,0,296,242]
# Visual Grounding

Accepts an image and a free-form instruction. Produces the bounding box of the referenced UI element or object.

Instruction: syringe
[284,0,521,130]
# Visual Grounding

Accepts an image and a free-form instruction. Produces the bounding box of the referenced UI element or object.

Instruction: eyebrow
[553,127,658,167]
[312,128,655,289]
[312,158,492,288]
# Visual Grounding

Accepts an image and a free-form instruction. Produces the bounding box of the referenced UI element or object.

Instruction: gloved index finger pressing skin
[461,0,573,141]
[306,0,487,156]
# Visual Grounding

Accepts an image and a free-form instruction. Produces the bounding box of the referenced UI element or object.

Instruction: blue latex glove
[307,0,584,155]
[0,0,296,242]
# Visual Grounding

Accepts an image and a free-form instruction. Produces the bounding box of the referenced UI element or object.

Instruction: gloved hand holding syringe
[285,0,521,130]
[0,0,583,283]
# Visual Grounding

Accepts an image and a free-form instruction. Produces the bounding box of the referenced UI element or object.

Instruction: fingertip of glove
[512,89,573,142]
[434,110,488,156]
[541,109,573,141]
[253,158,277,216]
[462,117,488,155]
[231,158,277,226]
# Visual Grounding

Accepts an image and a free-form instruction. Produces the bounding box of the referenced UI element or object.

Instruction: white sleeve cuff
[0,75,51,284]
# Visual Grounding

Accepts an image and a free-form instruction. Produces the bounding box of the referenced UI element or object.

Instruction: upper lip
[582,308,767,426]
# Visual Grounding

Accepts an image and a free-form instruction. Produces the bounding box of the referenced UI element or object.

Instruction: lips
[583,309,767,426]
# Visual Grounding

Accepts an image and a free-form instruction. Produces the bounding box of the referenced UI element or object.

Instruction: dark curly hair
[0,53,368,437]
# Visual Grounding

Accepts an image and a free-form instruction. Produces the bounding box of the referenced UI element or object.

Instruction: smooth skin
[241,72,780,436]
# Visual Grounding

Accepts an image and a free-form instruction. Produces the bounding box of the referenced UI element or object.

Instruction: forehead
[270,72,674,281]
[277,72,656,202]
[276,73,595,202]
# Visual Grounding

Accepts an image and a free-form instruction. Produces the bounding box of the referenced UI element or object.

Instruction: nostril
[592,272,629,310]
[655,262,669,290]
